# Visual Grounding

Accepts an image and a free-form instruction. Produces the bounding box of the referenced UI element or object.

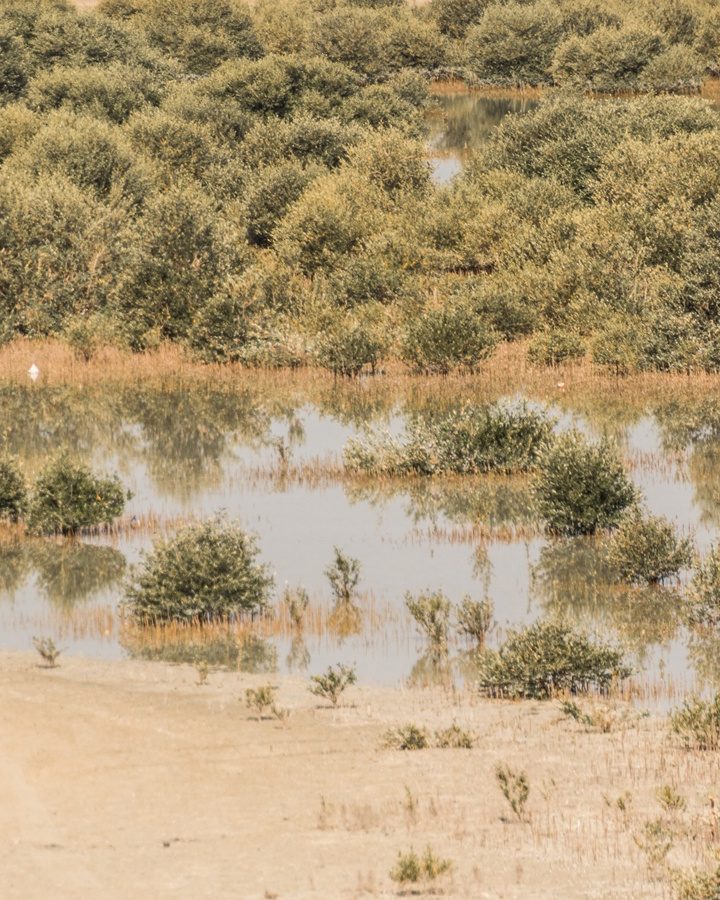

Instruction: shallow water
[427,93,540,183]
[1,381,719,697]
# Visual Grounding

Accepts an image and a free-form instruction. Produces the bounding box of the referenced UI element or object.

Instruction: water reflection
[427,93,540,183]
[1,380,720,694]
[30,541,126,608]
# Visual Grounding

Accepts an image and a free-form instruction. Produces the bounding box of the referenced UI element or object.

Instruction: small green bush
[390,846,452,885]
[686,546,720,628]
[527,328,585,367]
[0,457,27,523]
[124,518,273,623]
[495,763,529,821]
[465,2,564,85]
[533,431,638,536]
[671,694,720,750]
[476,620,631,699]
[309,662,357,706]
[382,723,430,750]
[456,596,493,647]
[435,723,475,748]
[344,402,553,477]
[401,304,498,374]
[27,455,127,535]
[325,547,360,606]
[317,321,383,378]
[604,508,693,584]
[552,25,664,92]
[406,590,451,653]
[188,293,248,364]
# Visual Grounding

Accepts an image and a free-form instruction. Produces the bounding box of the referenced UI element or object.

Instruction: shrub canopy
[125,518,274,623]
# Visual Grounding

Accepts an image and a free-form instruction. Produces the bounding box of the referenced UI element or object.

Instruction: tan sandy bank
[1,651,716,898]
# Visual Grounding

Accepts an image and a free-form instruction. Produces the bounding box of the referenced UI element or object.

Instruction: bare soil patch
[1,651,716,898]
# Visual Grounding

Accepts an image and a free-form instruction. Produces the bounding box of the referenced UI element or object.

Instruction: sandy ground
[2,652,718,899]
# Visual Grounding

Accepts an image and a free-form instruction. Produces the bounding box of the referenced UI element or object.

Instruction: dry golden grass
[6,336,720,408]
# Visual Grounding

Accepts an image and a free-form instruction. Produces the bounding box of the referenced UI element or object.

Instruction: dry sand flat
[1,652,717,898]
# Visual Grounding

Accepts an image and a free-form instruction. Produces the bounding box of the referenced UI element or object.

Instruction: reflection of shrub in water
[29,540,127,607]
[125,629,278,673]
[0,537,31,594]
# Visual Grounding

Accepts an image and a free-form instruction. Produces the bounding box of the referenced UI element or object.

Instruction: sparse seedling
[635,818,674,869]
[496,764,530,822]
[33,636,62,668]
[657,785,686,814]
[195,660,209,685]
[309,663,357,707]
[382,724,430,751]
[325,548,360,607]
[389,846,452,886]
[245,684,278,718]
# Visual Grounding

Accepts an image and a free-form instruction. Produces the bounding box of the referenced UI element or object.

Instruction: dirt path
[1,652,715,898]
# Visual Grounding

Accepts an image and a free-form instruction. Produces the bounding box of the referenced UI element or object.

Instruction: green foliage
[672,866,720,900]
[495,764,529,821]
[476,620,631,699]
[382,723,430,750]
[124,518,274,623]
[533,431,638,536]
[401,304,499,374]
[26,62,164,123]
[456,596,493,647]
[604,508,693,584]
[671,694,720,750]
[433,0,488,39]
[406,590,451,653]
[686,546,720,628]
[245,683,278,716]
[325,547,360,606]
[188,292,248,364]
[245,162,319,248]
[527,328,585,367]
[390,846,452,885]
[0,457,27,522]
[283,585,309,628]
[317,320,384,378]
[345,402,553,476]
[552,25,665,92]
[26,454,127,535]
[128,0,263,75]
[309,662,357,706]
[465,2,564,85]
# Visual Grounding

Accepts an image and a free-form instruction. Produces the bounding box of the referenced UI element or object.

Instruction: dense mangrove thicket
[5,0,720,371]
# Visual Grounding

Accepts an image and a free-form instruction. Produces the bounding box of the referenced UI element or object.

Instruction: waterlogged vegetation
[0,372,718,709]
[7,0,720,379]
[4,2,720,895]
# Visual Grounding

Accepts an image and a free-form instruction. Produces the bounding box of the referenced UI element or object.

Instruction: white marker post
[28,364,40,382]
